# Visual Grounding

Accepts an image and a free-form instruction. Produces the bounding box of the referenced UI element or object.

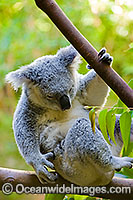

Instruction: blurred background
[0,0,133,199]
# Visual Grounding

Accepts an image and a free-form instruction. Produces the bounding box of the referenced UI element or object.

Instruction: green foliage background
[0,0,133,199]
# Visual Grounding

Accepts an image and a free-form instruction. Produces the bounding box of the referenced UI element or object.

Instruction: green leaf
[106,110,116,145]
[98,109,111,145]
[129,110,133,118]
[122,142,133,157]
[85,197,96,200]
[128,80,133,117]
[120,112,131,152]
[128,79,133,89]
[65,194,92,200]
[89,108,95,133]
[71,195,89,200]
[113,99,127,114]
[65,194,74,200]
[45,194,65,200]
[113,79,132,115]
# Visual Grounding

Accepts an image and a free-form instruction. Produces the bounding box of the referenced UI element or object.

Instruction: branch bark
[34,0,133,107]
[0,167,133,199]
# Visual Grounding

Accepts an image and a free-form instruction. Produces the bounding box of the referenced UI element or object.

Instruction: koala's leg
[54,118,114,186]
[54,118,133,186]
[111,156,133,172]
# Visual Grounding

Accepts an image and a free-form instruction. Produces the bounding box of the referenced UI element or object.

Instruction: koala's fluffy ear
[5,65,31,91]
[57,45,81,69]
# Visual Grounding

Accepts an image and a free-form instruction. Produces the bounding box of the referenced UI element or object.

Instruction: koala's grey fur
[6,45,133,186]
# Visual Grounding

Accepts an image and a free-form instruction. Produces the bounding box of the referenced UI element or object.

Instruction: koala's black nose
[59,95,71,110]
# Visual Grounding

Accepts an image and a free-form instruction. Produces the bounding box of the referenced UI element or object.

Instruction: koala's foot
[112,156,133,172]
[98,48,113,65]
[31,152,58,184]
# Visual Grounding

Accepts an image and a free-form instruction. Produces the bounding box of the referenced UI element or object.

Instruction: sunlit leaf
[106,110,116,145]
[98,109,111,145]
[71,195,89,200]
[120,112,131,152]
[129,110,133,118]
[65,194,92,200]
[113,98,128,114]
[122,142,133,157]
[85,197,96,200]
[65,194,74,199]
[89,108,95,133]
[128,79,133,89]
[45,194,65,200]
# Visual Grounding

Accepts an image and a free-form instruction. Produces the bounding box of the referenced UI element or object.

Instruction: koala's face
[6,45,81,111]
[28,57,78,111]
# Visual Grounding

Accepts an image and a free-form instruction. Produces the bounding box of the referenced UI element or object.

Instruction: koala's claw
[32,152,58,184]
[37,166,58,184]
[120,157,133,169]
[45,152,55,160]
[41,152,55,170]
[86,64,92,70]
[98,48,106,57]
[98,48,113,65]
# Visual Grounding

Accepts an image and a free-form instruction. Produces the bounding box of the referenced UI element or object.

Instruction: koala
[6,45,133,186]
[53,117,133,186]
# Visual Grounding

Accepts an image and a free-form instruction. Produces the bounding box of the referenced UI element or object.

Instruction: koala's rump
[54,157,114,186]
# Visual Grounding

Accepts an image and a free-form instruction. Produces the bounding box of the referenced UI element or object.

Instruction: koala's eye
[69,88,72,93]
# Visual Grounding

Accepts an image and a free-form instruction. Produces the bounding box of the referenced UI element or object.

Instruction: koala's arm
[13,92,57,183]
[77,48,112,107]
[77,69,109,107]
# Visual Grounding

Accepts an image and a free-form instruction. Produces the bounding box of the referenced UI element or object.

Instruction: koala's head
[6,45,81,111]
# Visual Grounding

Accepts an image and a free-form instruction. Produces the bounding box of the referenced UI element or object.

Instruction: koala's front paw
[112,156,133,172]
[98,48,113,65]
[32,152,58,184]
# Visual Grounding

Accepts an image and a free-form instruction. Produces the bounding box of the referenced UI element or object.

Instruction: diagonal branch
[0,167,133,199]
[34,0,133,107]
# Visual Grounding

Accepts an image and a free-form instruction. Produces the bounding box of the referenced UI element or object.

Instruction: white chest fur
[39,99,89,152]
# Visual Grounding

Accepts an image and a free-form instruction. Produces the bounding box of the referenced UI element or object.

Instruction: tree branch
[34,0,133,107]
[0,167,133,199]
